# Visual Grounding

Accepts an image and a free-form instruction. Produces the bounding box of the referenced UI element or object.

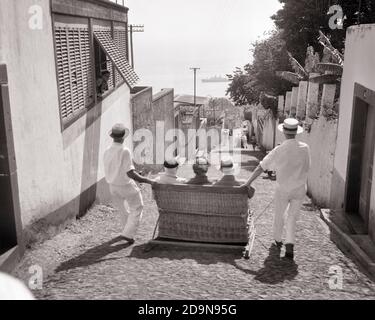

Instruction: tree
[338,0,375,27]
[272,0,375,62]
[226,30,293,106]
[226,66,258,106]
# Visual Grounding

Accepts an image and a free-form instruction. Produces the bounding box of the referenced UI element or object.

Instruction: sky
[125,0,283,94]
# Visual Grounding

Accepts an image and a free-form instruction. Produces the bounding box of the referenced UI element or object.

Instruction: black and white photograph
[1,0,375,307]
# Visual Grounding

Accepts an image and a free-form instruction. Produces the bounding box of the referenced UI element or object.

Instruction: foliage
[226,30,293,106]
[260,93,278,117]
[272,0,375,62]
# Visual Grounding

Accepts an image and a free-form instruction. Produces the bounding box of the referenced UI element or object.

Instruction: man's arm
[127,170,155,185]
[242,145,279,188]
[242,165,264,187]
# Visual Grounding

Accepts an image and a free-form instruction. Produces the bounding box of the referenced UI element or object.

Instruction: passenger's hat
[193,157,210,174]
[109,123,130,139]
[278,118,303,135]
[163,158,180,169]
[164,156,186,169]
[217,157,239,175]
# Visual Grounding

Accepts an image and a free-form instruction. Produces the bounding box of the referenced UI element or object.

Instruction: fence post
[306,73,320,120]
[278,95,284,119]
[297,81,308,120]
[285,91,292,116]
[291,86,299,118]
[320,84,336,117]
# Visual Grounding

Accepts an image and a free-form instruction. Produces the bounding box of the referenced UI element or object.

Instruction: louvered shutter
[113,24,127,86]
[93,26,115,91]
[55,22,94,122]
[94,29,139,89]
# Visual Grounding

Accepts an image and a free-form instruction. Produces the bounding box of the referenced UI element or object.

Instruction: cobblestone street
[13,150,375,300]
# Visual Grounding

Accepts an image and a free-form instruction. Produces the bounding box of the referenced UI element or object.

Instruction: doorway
[0,64,20,257]
[346,84,375,230]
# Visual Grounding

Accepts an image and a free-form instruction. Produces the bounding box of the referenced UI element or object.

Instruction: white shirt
[155,169,187,184]
[260,139,311,192]
[103,143,135,186]
[0,273,35,300]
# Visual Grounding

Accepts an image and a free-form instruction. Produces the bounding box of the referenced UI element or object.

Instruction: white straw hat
[278,118,303,134]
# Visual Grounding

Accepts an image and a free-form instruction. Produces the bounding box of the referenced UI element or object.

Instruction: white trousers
[109,181,144,239]
[273,185,306,245]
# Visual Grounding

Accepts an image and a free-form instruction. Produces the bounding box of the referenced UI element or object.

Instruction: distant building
[203,97,243,130]
[173,95,209,159]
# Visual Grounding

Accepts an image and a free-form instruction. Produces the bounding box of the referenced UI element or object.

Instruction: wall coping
[52,0,128,22]
[347,23,375,35]
[130,86,152,100]
[153,88,174,103]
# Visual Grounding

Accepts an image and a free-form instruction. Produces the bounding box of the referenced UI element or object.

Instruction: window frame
[52,14,129,131]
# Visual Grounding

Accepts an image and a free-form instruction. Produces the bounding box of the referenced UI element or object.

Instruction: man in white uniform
[104,124,155,244]
[0,272,34,300]
[243,118,311,259]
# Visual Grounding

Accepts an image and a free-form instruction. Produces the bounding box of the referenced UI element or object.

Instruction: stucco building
[330,24,375,244]
[0,0,166,271]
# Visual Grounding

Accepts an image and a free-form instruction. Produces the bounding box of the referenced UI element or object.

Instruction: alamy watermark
[328,265,343,290]
[28,4,43,30]
[131,122,243,170]
[28,265,43,290]
[328,5,344,30]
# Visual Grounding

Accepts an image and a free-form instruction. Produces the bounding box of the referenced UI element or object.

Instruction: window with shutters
[93,25,115,96]
[93,23,129,98]
[53,15,137,129]
[54,18,94,124]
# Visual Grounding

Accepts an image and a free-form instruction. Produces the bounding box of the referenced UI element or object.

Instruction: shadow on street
[234,244,299,284]
[55,237,133,272]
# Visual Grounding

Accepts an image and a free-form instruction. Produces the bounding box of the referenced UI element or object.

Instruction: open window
[94,38,114,98]
[53,15,138,129]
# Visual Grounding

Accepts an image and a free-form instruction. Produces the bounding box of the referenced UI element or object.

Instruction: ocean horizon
[136,66,234,99]
[138,74,231,98]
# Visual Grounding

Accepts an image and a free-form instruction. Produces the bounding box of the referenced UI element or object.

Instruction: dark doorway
[346,84,375,230]
[0,64,20,256]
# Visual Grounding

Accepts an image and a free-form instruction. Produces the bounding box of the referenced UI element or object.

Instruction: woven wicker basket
[152,184,251,243]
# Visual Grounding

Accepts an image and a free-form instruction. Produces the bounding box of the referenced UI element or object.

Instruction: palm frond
[309,74,341,84]
[316,63,343,75]
[318,31,344,66]
[287,51,309,79]
[276,71,301,85]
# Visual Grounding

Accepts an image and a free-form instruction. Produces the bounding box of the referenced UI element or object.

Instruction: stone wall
[131,87,175,173]
[276,117,338,208]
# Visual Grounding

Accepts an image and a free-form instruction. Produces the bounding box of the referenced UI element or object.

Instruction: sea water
[136,69,231,98]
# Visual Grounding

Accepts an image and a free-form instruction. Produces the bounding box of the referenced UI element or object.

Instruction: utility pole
[128,24,144,68]
[190,67,200,113]
[190,67,200,152]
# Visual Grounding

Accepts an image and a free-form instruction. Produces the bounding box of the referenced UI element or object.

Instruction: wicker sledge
[148,184,255,257]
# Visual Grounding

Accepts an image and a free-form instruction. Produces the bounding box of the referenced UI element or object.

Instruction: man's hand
[240,184,255,199]
[247,186,255,199]
[147,179,157,186]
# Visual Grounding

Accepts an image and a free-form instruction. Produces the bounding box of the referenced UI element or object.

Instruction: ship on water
[202,75,229,83]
